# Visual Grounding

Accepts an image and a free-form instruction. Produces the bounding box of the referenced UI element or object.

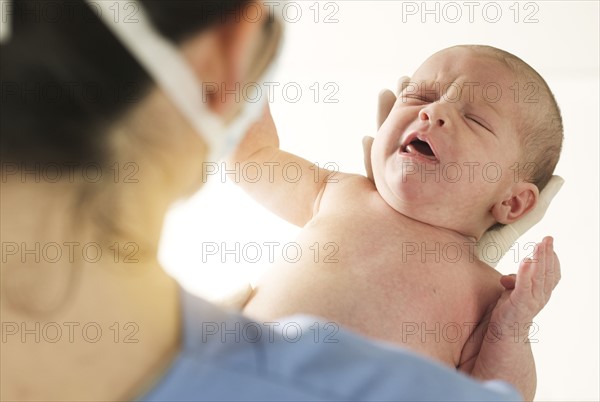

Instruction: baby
[230,45,562,400]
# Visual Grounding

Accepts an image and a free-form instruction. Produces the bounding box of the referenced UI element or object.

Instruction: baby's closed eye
[465,115,493,133]
[401,94,434,104]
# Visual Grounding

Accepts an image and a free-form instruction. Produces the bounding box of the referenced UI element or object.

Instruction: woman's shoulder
[138,286,522,401]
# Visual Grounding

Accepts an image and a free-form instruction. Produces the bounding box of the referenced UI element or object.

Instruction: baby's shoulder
[322,173,375,198]
[315,173,378,214]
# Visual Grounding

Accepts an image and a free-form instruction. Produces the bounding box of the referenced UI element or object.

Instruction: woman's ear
[491,182,540,224]
[213,1,268,117]
[180,1,267,116]
[222,2,268,84]
[180,28,227,113]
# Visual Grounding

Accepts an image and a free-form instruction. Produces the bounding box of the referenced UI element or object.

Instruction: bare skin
[1,2,272,400]
[235,47,561,401]
[0,89,200,402]
[244,172,505,366]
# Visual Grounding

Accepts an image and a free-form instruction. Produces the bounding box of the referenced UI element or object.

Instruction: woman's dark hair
[1,0,248,168]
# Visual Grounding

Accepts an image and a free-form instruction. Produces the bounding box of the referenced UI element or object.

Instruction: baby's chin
[374,174,435,220]
[373,175,482,239]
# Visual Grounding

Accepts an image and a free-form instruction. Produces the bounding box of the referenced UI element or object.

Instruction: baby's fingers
[513,242,545,302]
[531,240,549,301]
[507,238,560,319]
[500,274,516,290]
[549,240,561,292]
[555,251,562,283]
[514,239,555,309]
[515,255,535,300]
[543,237,556,295]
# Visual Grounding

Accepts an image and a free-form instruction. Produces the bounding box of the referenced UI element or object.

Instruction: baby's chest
[318,218,500,313]
[313,189,503,312]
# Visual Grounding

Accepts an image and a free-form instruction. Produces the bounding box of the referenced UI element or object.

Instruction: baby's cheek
[371,139,392,173]
[370,153,388,191]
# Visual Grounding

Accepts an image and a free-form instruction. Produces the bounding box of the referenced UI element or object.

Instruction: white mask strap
[0,0,283,161]
[88,0,233,161]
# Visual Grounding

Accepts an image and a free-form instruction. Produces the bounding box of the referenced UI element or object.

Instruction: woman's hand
[363,76,411,181]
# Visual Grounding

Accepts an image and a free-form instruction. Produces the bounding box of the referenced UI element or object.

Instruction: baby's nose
[419,109,445,127]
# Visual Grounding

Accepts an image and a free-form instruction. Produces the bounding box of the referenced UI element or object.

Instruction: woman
[1,1,523,400]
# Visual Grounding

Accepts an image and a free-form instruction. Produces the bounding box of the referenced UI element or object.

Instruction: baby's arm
[458,237,561,401]
[227,105,338,226]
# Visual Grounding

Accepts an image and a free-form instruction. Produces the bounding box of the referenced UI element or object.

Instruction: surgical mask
[0,0,284,162]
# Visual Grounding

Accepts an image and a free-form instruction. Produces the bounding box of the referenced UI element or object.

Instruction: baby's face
[372,47,530,238]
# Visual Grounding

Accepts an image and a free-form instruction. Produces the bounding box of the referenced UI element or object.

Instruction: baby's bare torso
[244,174,503,367]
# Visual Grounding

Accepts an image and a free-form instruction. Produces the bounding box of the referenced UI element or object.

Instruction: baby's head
[371,45,563,239]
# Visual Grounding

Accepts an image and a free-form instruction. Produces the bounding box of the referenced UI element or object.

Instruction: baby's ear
[491,182,539,225]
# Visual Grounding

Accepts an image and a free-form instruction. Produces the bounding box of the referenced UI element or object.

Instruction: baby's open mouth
[401,138,439,162]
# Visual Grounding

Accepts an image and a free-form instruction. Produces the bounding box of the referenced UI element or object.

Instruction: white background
[160,1,599,400]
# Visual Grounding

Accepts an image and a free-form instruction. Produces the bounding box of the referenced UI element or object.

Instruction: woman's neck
[0,178,182,400]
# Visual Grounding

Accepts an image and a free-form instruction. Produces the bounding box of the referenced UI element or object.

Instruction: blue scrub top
[138,285,522,401]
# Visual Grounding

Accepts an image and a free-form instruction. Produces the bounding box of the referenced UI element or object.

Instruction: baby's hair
[457,45,564,192]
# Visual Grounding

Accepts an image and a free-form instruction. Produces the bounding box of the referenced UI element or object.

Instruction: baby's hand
[463,237,560,399]
[490,237,561,331]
